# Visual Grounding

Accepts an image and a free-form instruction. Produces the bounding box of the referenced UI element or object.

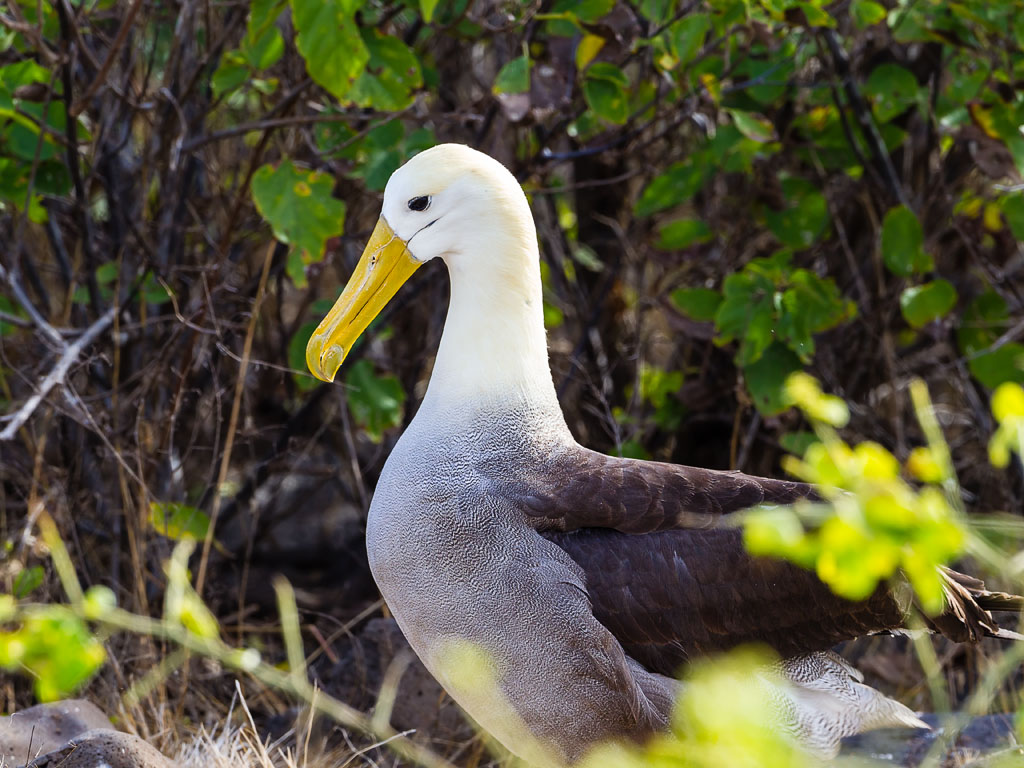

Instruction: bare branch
[0,307,116,441]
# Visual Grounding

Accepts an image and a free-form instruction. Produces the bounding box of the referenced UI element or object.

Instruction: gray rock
[0,700,110,765]
[22,728,174,768]
[841,713,1022,766]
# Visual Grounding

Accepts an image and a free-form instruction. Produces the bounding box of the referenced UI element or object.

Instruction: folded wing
[543,526,906,675]
[518,446,1019,675]
[517,445,816,533]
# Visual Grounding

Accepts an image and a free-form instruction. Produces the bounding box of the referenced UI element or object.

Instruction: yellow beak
[305,217,422,382]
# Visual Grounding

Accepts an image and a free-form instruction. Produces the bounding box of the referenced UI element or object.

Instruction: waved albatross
[306,143,1022,765]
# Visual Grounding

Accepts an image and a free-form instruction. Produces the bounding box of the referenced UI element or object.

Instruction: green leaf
[850,0,886,27]
[34,160,71,198]
[149,501,211,541]
[141,274,172,305]
[552,0,615,22]
[794,2,835,27]
[881,205,933,276]
[493,55,530,95]
[655,218,712,249]
[671,288,722,322]
[420,0,440,22]
[241,0,285,69]
[618,439,652,460]
[1001,194,1024,241]
[669,13,710,67]
[635,159,709,217]
[900,279,957,328]
[777,268,858,360]
[716,269,776,366]
[864,64,919,123]
[763,177,829,249]
[212,51,249,98]
[640,364,683,410]
[714,252,854,366]
[0,60,50,90]
[733,56,794,106]
[970,345,1024,389]
[0,607,106,701]
[363,149,402,192]
[251,162,345,287]
[583,62,630,124]
[290,0,368,101]
[958,289,1007,356]
[637,0,673,22]
[957,291,1024,388]
[0,296,24,335]
[350,30,423,111]
[780,430,820,455]
[13,566,44,598]
[943,53,989,106]
[728,109,777,143]
[586,61,628,88]
[744,343,803,416]
[345,360,406,442]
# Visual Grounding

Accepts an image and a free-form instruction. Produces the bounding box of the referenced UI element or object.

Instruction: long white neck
[420,235,563,422]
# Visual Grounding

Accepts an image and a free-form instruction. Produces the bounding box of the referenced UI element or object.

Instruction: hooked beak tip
[306,335,342,383]
[318,343,344,383]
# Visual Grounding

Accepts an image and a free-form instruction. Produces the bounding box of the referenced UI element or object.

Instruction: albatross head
[307,144,544,385]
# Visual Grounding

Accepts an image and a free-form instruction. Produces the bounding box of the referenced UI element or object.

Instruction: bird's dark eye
[408,196,430,212]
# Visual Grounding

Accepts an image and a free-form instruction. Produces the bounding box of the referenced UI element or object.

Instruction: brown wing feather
[516,446,816,534]
[542,527,907,676]
[521,446,1022,674]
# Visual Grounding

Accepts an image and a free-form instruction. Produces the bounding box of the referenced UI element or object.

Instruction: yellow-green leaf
[881,205,932,276]
[728,109,777,143]
[251,161,345,287]
[993,382,1024,421]
[900,279,957,328]
[493,55,530,95]
[575,34,605,71]
[149,501,210,541]
[420,0,439,22]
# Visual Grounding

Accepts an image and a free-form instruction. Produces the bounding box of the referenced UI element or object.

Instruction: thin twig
[182,110,399,152]
[820,29,910,209]
[196,242,275,596]
[55,0,102,314]
[70,0,146,116]
[0,307,116,440]
[0,264,65,349]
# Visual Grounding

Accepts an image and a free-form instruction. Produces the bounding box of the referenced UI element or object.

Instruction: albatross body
[306,144,1020,765]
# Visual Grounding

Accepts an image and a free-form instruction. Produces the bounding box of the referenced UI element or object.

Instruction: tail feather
[772,652,929,759]
[926,568,1024,643]
[992,627,1024,642]
[974,591,1024,613]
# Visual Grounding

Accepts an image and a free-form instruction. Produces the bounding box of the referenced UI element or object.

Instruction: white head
[381,144,538,274]
[306,144,555,411]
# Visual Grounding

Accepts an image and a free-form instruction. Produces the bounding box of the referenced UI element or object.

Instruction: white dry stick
[0,262,66,349]
[0,306,116,440]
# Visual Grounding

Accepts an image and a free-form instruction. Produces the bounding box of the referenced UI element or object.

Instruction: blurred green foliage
[0,602,106,702]
[989,382,1024,469]
[148,501,212,542]
[745,374,967,612]
[583,647,812,768]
